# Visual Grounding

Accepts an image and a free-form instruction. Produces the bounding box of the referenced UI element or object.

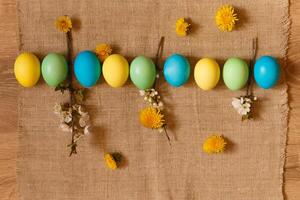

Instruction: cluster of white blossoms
[231,96,257,120]
[139,89,164,110]
[54,103,91,136]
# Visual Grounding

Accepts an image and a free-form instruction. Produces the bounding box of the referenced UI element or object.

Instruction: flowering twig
[232,38,258,120]
[66,25,77,156]
[138,37,171,145]
[54,16,91,156]
[154,37,171,145]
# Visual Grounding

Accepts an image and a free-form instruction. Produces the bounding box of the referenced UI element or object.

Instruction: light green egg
[130,56,156,90]
[42,53,68,87]
[223,57,249,91]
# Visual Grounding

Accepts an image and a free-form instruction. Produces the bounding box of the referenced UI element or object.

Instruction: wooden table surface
[0,0,299,199]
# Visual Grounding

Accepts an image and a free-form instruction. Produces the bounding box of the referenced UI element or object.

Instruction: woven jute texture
[17,0,289,199]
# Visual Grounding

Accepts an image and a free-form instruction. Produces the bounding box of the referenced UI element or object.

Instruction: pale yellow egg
[194,58,220,90]
[103,54,129,88]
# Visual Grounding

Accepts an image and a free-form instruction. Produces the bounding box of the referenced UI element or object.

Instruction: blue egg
[163,54,190,87]
[74,50,101,88]
[254,56,280,89]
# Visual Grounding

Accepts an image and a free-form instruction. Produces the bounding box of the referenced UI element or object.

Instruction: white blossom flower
[60,123,72,133]
[62,111,72,123]
[79,113,90,127]
[158,127,164,133]
[232,97,242,109]
[53,103,62,115]
[77,105,85,115]
[139,90,145,96]
[84,125,91,135]
[232,97,253,116]
[158,101,164,108]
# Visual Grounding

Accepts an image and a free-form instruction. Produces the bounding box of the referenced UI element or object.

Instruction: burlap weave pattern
[17,0,289,199]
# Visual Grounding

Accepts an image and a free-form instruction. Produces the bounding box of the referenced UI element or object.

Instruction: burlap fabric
[17,0,289,199]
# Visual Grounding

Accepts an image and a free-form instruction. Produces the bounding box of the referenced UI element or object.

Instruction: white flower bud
[60,123,72,133]
[158,102,164,107]
[139,90,145,96]
[84,125,91,135]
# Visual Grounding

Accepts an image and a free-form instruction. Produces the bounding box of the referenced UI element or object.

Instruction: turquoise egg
[130,56,156,90]
[41,53,68,87]
[163,54,190,87]
[74,51,101,88]
[223,57,249,91]
[254,56,280,89]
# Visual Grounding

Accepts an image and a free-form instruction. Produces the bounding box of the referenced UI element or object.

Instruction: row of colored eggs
[14,51,280,90]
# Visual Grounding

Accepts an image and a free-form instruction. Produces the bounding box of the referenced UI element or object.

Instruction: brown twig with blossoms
[139,37,171,145]
[232,38,258,120]
[54,15,91,156]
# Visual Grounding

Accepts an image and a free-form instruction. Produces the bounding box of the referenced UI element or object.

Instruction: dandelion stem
[163,126,171,146]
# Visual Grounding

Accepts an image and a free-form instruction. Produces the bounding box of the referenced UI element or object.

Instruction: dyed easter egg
[14,52,40,87]
[130,56,156,90]
[74,50,101,88]
[223,57,249,91]
[163,54,190,87]
[41,53,68,87]
[103,54,129,88]
[194,58,220,90]
[254,56,280,89]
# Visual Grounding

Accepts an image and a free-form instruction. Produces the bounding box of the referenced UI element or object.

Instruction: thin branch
[153,36,165,89]
[246,37,258,96]
[153,36,171,145]
[66,30,77,156]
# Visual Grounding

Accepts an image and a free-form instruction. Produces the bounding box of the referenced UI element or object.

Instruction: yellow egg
[194,58,220,90]
[14,52,41,87]
[103,54,129,88]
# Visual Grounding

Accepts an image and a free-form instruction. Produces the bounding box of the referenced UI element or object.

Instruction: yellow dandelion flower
[139,107,165,129]
[55,15,72,33]
[175,17,190,37]
[203,135,227,153]
[104,153,117,170]
[95,44,112,62]
[215,5,238,32]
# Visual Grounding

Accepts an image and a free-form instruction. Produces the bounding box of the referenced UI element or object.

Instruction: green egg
[42,53,68,87]
[130,56,156,90]
[223,57,249,91]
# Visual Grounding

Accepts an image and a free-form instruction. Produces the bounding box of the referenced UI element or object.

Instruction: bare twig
[246,37,258,96]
